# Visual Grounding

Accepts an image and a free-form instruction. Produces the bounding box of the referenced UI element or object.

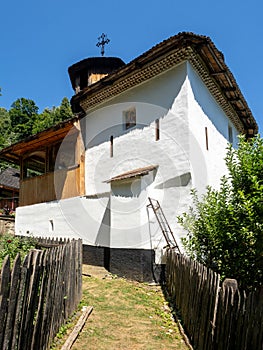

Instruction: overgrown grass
[52,274,188,350]
[0,233,38,267]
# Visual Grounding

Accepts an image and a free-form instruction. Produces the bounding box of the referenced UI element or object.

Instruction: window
[155,119,160,141]
[110,135,114,157]
[49,219,54,232]
[205,127,209,150]
[228,125,233,143]
[123,107,136,130]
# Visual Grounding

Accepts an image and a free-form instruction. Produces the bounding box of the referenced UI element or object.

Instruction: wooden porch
[0,119,86,207]
[19,165,84,206]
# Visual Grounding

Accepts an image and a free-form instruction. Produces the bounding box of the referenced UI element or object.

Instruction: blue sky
[1,0,263,133]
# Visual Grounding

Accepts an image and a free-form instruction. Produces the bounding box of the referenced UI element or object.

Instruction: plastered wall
[16,60,238,260]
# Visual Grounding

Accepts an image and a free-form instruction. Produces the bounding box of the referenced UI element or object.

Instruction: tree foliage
[0,97,73,145]
[32,107,56,134]
[0,108,13,147]
[9,98,39,141]
[179,135,263,290]
[0,97,73,171]
[32,97,73,134]
[55,97,74,122]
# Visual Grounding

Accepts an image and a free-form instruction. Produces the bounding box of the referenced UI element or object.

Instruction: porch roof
[105,165,158,183]
[0,118,79,164]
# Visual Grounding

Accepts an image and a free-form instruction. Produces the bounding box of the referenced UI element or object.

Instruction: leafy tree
[0,96,74,170]
[55,97,74,122]
[9,98,39,141]
[0,108,12,147]
[32,107,56,134]
[32,97,73,134]
[179,135,263,290]
[0,108,15,171]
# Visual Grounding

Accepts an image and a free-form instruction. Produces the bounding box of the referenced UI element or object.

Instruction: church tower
[68,34,125,108]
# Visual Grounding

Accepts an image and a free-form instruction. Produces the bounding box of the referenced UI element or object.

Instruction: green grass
[53,274,188,350]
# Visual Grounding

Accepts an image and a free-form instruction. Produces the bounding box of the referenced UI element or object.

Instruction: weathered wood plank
[11,254,29,350]
[3,254,21,350]
[0,256,11,349]
[17,251,36,350]
[61,306,93,350]
[0,238,82,350]
[20,166,81,206]
[44,246,60,347]
[39,249,53,349]
[166,251,263,350]
[22,250,43,349]
[30,250,47,350]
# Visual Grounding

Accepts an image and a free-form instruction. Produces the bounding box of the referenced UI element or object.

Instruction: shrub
[179,135,263,290]
[0,233,38,267]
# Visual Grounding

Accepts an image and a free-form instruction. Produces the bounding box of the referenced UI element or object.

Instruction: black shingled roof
[0,167,20,190]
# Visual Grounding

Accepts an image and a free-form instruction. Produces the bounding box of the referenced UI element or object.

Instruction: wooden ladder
[147,197,181,253]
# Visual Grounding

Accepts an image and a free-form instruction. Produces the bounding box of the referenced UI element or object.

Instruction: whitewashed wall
[16,195,111,245]
[186,62,238,193]
[16,60,239,261]
[82,64,189,256]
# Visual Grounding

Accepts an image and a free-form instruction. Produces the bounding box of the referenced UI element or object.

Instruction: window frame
[123,107,136,130]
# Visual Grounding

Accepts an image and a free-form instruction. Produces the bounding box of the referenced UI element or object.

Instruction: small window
[228,125,233,143]
[123,107,136,130]
[49,219,54,232]
[155,119,160,141]
[110,135,114,157]
[205,127,209,150]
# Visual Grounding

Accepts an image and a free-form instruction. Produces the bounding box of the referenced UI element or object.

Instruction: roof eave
[71,32,258,136]
[0,117,79,164]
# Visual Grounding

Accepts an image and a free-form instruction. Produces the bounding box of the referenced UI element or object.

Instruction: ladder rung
[148,197,181,254]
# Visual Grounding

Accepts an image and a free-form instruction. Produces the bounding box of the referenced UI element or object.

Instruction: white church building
[0,32,257,281]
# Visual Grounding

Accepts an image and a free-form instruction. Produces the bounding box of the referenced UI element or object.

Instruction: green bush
[0,233,38,267]
[179,135,263,290]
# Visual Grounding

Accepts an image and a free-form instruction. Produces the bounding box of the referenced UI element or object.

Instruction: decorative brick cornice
[71,33,257,135]
[79,47,192,112]
[188,50,245,133]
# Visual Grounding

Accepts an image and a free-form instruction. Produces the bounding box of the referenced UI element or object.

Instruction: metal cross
[96,33,110,56]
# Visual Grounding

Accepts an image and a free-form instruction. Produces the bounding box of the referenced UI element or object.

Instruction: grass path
[53,268,188,350]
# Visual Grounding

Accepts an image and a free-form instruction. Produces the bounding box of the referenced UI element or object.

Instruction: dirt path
[55,265,189,350]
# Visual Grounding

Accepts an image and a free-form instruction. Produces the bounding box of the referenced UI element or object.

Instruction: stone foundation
[83,244,164,283]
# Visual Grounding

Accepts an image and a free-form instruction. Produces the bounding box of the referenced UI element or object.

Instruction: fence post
[0,256,11,349]
[0,237,83,350]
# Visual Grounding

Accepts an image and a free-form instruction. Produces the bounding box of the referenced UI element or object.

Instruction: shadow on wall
[154,172,191,189]
[111,168,158,198]
[95,196,111,247]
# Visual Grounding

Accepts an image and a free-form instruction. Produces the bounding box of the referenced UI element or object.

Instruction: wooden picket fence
[0,238,82,350]
[165,249,263,350]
